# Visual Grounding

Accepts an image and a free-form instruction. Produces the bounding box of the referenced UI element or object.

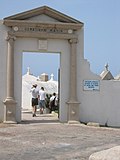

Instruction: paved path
[0,111,120,160]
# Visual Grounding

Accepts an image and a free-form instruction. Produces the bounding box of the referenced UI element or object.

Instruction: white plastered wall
[76,28,120,127]
[79,79,120,127]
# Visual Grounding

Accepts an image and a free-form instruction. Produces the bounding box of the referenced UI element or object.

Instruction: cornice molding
[8,30,78,40]
[3,20,83,30]
[5,20,80,40]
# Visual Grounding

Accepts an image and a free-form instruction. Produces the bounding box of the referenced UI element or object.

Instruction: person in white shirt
[30,84,39,117]
[38,87,46,114]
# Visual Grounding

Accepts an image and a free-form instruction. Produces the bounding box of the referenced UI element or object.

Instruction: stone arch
[2,6,84,123]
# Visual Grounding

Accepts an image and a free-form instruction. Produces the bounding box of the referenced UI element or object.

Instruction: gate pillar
[3,35,17,123]
[67,38,80,123]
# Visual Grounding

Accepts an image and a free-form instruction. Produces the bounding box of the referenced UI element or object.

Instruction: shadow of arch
[21,119,60,124]
[21,111,59,125]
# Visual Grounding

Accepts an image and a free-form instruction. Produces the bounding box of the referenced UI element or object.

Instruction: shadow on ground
[21,111,59,124]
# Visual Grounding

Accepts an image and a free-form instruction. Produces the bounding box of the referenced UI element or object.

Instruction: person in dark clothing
[49,93,56,113]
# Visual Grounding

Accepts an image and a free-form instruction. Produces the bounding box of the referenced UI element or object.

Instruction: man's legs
[40,100,45,114]
[32,106,36,117]
[39,100,43,114]
[32,98,37,117]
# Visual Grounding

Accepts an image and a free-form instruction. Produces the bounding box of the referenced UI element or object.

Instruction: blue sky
[0,0,120,80]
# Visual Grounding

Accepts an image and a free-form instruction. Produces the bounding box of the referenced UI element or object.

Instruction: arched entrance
[3,6,83,123]
[22,51,60,120]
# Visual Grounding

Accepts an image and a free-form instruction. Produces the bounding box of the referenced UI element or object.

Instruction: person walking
[49,92,57,113]
[30,84,39,117]
[38,87,46,114]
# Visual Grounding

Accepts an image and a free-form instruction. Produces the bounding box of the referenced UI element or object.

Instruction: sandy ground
[0,111,120,160]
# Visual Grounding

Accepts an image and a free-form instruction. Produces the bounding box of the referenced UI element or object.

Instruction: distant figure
[38,87,46,114]
[49,93,57,113]
[30,84,39,117]
[105,63,109,71]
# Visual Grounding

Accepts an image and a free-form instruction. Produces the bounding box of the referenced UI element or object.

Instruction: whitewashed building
[0,6,120,127]
[22,71,58,110]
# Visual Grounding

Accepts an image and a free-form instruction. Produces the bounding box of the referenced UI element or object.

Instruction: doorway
[22,52,60,122]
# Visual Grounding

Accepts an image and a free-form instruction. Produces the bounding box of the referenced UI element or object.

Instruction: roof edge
[3,6,83,24]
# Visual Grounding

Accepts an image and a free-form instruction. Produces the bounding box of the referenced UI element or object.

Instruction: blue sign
[83,80,100,91]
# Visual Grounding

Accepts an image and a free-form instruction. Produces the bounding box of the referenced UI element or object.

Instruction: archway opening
[21,51,60,123]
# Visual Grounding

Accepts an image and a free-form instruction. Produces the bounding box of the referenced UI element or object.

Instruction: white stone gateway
[0,6,120,126]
